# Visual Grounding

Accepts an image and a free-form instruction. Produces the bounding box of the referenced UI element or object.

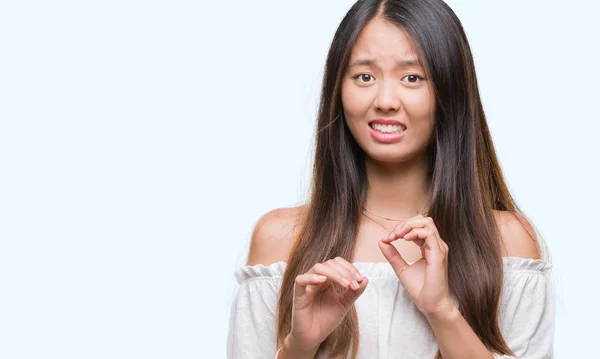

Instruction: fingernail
[355,273,363,280]
[388,232,395,240]
[341,278,350,286]
[351,280,360,290]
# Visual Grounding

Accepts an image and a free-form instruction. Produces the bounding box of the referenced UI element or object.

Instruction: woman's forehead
[349,19,421,67]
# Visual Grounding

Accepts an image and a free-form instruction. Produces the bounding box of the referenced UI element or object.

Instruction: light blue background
[1,1,598,358]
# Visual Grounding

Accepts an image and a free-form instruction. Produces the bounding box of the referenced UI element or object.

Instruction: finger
[440,238,449,253]
[403,227,444,261]
[309,262,353,289]
[339,276,369,310]
[394,219,426,238]
[383,219,425,242]
[326,259,362,290]
[382,221,408,242]
[294,273,328,299]
[402,227,435,247]
[378,239,409,275]
[386,216,439,242]
[332,257,365,283]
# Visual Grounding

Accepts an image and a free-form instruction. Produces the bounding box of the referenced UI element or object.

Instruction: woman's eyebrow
[348,58,422,68]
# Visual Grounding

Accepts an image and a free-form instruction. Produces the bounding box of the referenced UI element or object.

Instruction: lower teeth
[374,129,402,134]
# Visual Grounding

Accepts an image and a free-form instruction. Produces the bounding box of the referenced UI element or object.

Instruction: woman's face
[341,18,436,164]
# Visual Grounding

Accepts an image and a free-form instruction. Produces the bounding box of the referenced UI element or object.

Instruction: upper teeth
[371,123,405,133]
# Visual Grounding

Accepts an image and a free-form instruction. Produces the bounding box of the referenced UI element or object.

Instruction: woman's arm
[427,212,546,359]
[278,335,319,359]
[426,303,494,359]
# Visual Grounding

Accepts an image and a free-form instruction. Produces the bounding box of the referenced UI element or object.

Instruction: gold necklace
[362,207,408,221]
[361,211,396,233]
[360,207,428,234]
[361,207,427,221]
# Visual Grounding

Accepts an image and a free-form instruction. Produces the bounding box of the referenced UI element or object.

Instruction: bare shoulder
[493,210,541,259]
[246,204,308,266]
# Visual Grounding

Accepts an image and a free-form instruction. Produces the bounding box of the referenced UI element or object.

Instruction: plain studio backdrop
[0,0,598,358]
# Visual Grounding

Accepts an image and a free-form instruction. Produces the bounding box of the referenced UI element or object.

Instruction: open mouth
[368,122,406,134]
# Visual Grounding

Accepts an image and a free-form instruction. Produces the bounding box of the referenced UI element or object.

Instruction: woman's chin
[362,145,428,166]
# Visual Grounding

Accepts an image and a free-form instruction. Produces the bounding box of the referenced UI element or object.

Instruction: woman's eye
[402,74,424,84]
[353,74,374,83]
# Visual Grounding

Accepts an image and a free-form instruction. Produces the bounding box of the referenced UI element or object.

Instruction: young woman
[228,0,554,358]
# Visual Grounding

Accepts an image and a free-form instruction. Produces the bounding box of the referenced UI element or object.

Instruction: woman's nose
[374,80,401,112]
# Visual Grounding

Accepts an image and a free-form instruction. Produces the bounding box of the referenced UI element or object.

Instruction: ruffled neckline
[235,256,552,283]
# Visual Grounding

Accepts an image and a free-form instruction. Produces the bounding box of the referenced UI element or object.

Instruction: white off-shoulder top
[227,257,555,359]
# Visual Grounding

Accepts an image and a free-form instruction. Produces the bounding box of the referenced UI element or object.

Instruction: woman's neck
[363,154,431,220]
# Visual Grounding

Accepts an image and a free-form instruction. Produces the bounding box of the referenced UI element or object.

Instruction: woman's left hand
[377,214,455,319]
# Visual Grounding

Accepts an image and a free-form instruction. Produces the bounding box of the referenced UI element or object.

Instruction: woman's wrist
[278,334,319,359]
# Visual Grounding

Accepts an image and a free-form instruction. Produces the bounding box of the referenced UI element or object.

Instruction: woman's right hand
[287,257,369,352]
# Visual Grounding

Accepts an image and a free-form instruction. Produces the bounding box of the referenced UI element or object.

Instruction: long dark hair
[276,0,531,357]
